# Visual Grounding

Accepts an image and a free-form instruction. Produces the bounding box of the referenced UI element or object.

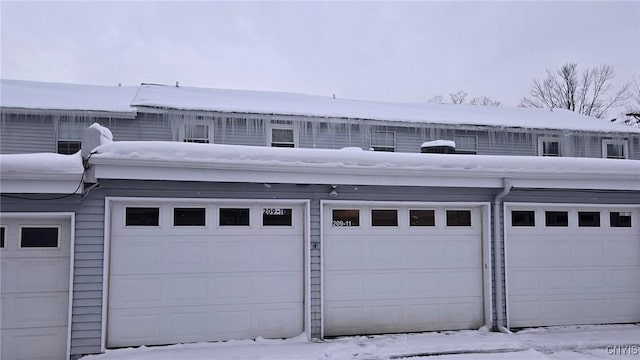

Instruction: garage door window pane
[372,210,398,227]
[126,207,160,226]
[174,208,206,226]
[512,211,535,227]
[578,212,600,227]
[0,227,4,248]
[545,211,568,227]
[20,227,58,248]
[610,212,632,227]
[263,208,292,226]
[332,209,360,227]
[220,208,250,226]
[447,210,471,226]
[410,210,435,226]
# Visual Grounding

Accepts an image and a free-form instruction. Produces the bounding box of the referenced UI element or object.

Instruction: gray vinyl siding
[108,113,173,141]
[495,189,640,327]
[1,113,56,153]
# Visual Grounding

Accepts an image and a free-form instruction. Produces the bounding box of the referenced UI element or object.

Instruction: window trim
[453,135,478,154]
[511,210,536,227]
[370,129,396,152]
[172,207,207,227]
[18,225,61,249]
[0,226,5,249]
[445,209,472,227]
[261,207,293,227]
[331,209,361,227]
[218,207,251,227]
[124,206,161,227]
[537,136,561,157]
[602,139,628,159]
[409,209,436,227]
[370,209,399,227]
[180,121,214,144]
[267,123,298,148]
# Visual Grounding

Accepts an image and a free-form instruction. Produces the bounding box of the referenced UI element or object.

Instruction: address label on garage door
[263,208,287,215]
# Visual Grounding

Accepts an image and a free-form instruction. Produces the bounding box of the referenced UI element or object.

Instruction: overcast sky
[1,1,639,108]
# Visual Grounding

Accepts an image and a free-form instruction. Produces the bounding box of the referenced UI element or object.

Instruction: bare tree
[520,63,630,119]
[428,90,501,106]
[616,75,640,125]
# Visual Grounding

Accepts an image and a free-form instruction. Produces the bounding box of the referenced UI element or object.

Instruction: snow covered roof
[132,83,640,133]
[0,79,138,115]
[0,152,84,193]
[89,141,640,191]
[2,79,639,133]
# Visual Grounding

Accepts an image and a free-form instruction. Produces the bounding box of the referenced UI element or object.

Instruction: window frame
[124,206,161,227]
[19,225,60,249]
[602,139,628,159]
[446,209,472,227]
[219,207,251,227]
[511,210,536,227]
[537,136,561,157]
[545,210,569,227]
[370,130,396,152]
[267,123,298,148]
[262,207,293,227]
[371,209,399,227]
[409,209,436,227]
[331,209,360,227]
[453,135,478,154]
[180,121,213,144]
[0,226,5,249]
[172,207,207,227]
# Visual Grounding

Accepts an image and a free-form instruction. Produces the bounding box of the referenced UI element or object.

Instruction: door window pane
[545,211,568,227]
[447,210,472,226]
[174,208,206,226]
[0,227,4,248]
[21,227,58,248]
[332,209,360,227]
[512,211,535,227]
[610,211,632,227]
[371,210,398,227]
[126,207,160,226]
[409,210,435,226]
[578,212,600,227]
[263,208,292,226]
[219,208,250,226]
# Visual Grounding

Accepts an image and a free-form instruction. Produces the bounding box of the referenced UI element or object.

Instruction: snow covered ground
[82,325,640,360]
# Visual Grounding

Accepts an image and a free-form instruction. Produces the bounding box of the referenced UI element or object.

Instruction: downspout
[493,178,512,334]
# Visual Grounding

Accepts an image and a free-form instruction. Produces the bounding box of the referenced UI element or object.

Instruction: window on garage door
[332,209,360,227]
[446,210,472,226]
[409,209,435,226]
[20,226,59,248]
[219,208,250,226]
[173,207,206,226]
[125,207,160,226]
[0,227,4,248]
[578,211,600,227]
[371,209,398,227]
[511,210,535,227]
[610,211,632,227]
[262,208,293,226]
[545,211,568,227]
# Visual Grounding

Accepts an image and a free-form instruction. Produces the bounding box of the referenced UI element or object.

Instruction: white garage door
[506,206,640,328]
[107,201,304,347]
[323,204,484,337]
[1,215,71,360]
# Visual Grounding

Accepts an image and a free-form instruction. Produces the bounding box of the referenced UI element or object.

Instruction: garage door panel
[507,206,640,328]
[1,216,71,360]
[108,202,304,347]
[324,204,484,336]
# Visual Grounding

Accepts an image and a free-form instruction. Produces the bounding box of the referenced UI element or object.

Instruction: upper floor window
[453,135,477,154]
[538,137,561,157]
[269,127,297,147]
[602,140,627,159]
[182,123,212,143]
[57,119,86,154]
[370,130,395,152]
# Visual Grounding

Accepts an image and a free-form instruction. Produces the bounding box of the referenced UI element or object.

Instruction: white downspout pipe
[493,178,512,333]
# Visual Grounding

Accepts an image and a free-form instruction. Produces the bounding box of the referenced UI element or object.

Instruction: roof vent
[421,140,456,154]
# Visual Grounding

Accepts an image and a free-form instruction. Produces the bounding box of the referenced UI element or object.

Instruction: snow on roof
[0,152,84,176]
[89,141,640,190]
[422,140,456,148]
[132,84,640,133]
[0,79,137,114]
[0,152,84,193]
